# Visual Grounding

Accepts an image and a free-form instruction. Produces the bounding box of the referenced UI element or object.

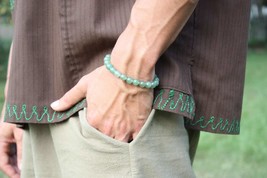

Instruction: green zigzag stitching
[153,89,195,116]
[185,116,240,134]
[4,99,86,123]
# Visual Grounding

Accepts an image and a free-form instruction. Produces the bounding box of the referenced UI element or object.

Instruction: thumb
[51,76,88,111]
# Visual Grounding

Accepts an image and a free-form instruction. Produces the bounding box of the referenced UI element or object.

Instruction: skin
[0,0,198,176]
[0,118,22,178]
[51,0,198,142]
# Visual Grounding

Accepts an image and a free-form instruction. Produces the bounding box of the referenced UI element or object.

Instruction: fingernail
[19,162,22,170]
[50,100,60,109]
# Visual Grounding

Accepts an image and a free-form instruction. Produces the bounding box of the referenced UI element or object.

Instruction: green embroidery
[153,89,239,134]
[56,113,65,120]
[153,89,195,116]
[160,89,175,109]
[10,0,15,10]
[153,89,164,107]
[4,99,86,123]
[185,116,240,134]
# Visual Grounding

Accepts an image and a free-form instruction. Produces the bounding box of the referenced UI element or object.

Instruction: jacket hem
[152,88,195,120]
[4,99,86,124]
[184,116,240,135]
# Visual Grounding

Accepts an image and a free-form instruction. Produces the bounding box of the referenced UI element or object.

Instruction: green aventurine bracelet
[104,55,159,89]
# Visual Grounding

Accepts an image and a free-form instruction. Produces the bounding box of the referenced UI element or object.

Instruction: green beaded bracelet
[104,54,159,89]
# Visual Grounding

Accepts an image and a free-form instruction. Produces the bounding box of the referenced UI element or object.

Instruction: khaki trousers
[21,109,199,178]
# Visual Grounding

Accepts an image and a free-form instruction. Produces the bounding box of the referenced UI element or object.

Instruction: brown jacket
[4,0,251,134]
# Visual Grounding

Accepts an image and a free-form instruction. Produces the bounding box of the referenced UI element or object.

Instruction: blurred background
[0,0,267,177]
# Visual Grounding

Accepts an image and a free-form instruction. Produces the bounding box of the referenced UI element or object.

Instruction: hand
[0,122,23,178]
[51,66,153,142]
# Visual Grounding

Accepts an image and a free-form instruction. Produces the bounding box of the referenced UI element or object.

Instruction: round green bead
[126,77,133,84]
[106,63,112,69]
[154,80,159,86]
[151,81,158,88]
[145,82,152,88]
[120,74,127,81]
[104,54,159,89]
[110,67,116,74]
[151,82,155,88]
[133,80,140,86]
[139,81,146,88]
[114,71,121,77]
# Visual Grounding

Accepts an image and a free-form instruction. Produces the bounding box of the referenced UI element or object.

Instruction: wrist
[111,28,159,81]
[104,55,159,89]
[110,53,156,82]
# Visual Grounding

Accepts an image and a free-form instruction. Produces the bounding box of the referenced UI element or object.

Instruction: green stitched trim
[185,116,240,134]
[153,89,195,116]
[10,0,15,10]
[4,99,86,123]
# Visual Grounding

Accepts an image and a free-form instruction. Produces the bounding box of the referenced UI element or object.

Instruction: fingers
[114,134,132,143]
[87,112,142,143]
[0,123,20,177]
[51,76,88,111]
[1,164,20,178]
[86,109,131,142]
[0,142,20,178]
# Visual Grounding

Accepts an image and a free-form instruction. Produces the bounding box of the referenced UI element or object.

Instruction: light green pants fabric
[21,109,197,178]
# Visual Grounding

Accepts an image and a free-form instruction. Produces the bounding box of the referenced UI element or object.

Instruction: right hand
[0,112,23,178]
[51,66,153,142]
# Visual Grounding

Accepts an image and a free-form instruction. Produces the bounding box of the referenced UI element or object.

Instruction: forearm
[111,0,198,80]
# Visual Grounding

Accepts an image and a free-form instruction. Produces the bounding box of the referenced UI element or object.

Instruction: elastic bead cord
[104,55,159,89]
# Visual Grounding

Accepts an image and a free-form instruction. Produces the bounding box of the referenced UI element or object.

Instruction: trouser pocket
[49,108,195,178]
[78,108,195,178]
[79,108,155,147]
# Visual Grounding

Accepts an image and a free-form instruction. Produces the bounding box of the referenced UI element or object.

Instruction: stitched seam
[153,89,195,117]
[185,116,240,134]
[4,99,86,123]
